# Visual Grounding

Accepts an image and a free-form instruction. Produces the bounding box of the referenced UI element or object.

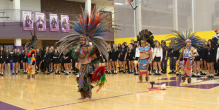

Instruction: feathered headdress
[25,29,38,51]
[137,29,154,47]
[165,30,204,50]
[56,7,115,61]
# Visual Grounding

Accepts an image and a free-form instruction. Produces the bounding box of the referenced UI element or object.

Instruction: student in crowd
[161,40,168,73]
[64,49,71,75]
[12,48,20,74]
[40,47,45,72]
[106,45,112,74]
[49,47,54,73]
[207,39,216,78]
[0,46,5,76]
[5,49,11,73]
[153,42,163,75]
[53,48,61,74]
[22,48,28,74]
[200,39,207,75]
[134,42,140,75]
[119,44,127,73]
[127,44,135,73]
[168,40,176,74]
[43,46,51,74]
[36,49,41,73]
[111,44,119,74]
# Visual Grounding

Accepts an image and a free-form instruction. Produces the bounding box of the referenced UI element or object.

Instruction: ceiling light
[114,3,124,5]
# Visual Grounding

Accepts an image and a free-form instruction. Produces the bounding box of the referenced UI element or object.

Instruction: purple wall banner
[35,12,46,31]
[50,14,59,31]
[23,11,33,30]
[61,15,70,32]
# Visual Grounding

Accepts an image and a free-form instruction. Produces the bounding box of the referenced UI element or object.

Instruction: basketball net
[125,0,153,10]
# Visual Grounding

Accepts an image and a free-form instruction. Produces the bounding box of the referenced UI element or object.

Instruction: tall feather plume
[165,30,205,50]
[25,29,38,51]
[57,7,119,61]
[137,29,154,47]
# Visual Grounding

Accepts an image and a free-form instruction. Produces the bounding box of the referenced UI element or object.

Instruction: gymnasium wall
[114,30,216,45]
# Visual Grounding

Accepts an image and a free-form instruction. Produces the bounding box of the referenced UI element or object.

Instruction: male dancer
[56,8,112,101]
[137,29,154,83]
[138,40,152,82]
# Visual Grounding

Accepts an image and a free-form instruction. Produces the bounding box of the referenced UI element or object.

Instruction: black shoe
[16,72,18,75]
[119,70,123,72]
[44,71,46,74]
[123,71,126,73]
[55,71,58,74]
[12,72,14,75]
[47,72,50,75]
[192,74,197,77]
[208,75,214,78]
[196,74,201,77]
[65,73,69,75]
[134,73,139,75]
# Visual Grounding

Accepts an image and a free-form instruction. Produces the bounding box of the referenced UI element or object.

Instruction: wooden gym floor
[1,69,219,110]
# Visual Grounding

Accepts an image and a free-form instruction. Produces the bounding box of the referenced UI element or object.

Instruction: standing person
[0,46,5,76]
[147,43,153,75]
[137,29,154,83]
[127,44,135,73]
[118,44,127,73]
[200,39,207,75]
[43,47,51,74]
[166,30,202,83]
[12,48,20,74]
[192,45,203,77]
[168,40,176,74]
[53,48,61,74]
[40,47,45,72]
[27,49,37,79]
[106,45,112,74]
[64,50,71,75]
[49,47,54,73]
[207,39,216,78]
[5,49,11,73]
[134,42,140,75]
[111,44,119,74]
[118,43,122,52]
[21,48,28,74]
[153,42,163,75]
[161,40,168,73]
[17,48,21,72]
[36,49,41,73]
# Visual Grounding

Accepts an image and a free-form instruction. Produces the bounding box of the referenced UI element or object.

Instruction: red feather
[92,66,105,82]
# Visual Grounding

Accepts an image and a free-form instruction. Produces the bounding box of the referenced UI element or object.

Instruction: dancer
[24,29,39,79]
[166,30,203,83]
[137,29,154,83]
[27,49,37,79]
[56,8,114,101]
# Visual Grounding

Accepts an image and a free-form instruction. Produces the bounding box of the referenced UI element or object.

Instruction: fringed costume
[137,29,154,82]
[25,29,39,79]
[56,7,116,101]
[166,30,204,83]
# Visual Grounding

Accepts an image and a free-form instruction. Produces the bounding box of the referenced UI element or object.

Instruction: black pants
[36,61,40,71]
[41,62,44,71]
[44,61,50,72]
[169,57,176,70]
[161,59,167,71]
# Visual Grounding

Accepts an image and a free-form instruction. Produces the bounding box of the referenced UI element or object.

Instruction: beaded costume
[166,30,203,83]
[25,30,39,79]
[56,7,116,100]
